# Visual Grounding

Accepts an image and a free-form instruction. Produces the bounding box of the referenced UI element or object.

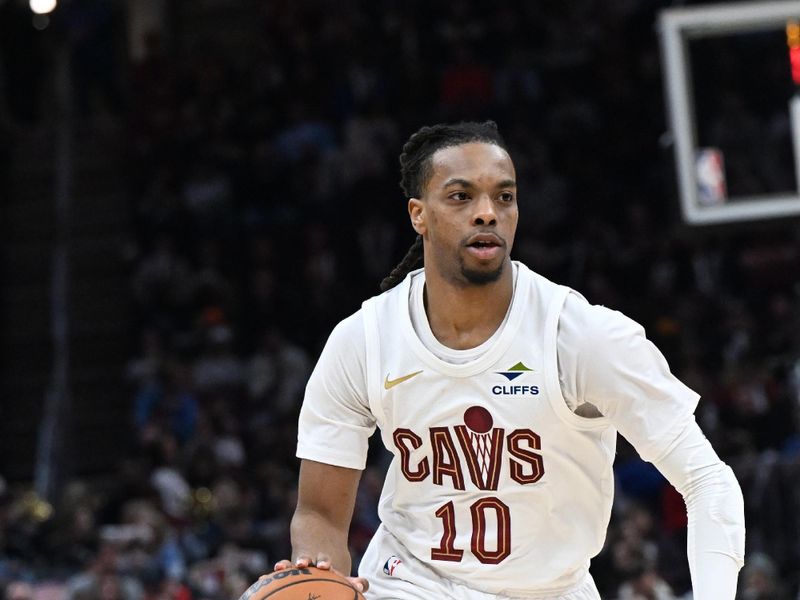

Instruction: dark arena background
[1,0,800,598]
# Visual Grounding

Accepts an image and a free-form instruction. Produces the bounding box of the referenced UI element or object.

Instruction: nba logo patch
[695,147,727,206]
[383,555,402,576]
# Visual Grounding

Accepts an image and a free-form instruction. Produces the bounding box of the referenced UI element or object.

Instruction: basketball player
[273,122,745,599]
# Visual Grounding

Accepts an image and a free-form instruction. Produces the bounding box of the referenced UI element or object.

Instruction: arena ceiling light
[30,0,57,15]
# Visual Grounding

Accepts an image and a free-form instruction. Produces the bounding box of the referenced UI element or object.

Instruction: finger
[294,555,312,568]
[314,555,332,570]
[348,576,369,593]
[272,559,294,571]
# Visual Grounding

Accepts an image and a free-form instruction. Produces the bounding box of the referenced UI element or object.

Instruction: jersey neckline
[398,261,531,377]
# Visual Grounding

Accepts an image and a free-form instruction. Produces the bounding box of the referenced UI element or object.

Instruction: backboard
[659,0,800,224]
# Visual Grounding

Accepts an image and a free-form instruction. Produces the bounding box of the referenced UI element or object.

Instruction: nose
[472,195,497,226]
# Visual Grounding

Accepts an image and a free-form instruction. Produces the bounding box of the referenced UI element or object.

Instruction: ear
[408,198,426,235]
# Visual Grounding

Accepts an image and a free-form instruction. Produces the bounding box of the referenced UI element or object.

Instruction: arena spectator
[1,0,799,596]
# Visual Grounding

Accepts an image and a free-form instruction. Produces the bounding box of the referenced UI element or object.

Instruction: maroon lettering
[430,427,465,490]
[507,429,545,484]
[393,428,430,482]
[431,501,464,561]
[454,426,504,491]
[470,497,511,564]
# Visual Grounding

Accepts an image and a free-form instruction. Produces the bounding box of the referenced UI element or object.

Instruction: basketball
[239,567,365,600]
[464,405,493,434]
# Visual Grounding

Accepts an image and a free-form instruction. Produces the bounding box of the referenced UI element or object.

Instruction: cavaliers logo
[457,406,503,490]
[393,406,544,491]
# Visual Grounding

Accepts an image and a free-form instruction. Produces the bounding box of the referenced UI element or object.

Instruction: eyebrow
[442,177,517,189]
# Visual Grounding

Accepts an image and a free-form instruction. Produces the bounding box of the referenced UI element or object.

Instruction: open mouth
[466,234,503,249]
[465,234,504,259]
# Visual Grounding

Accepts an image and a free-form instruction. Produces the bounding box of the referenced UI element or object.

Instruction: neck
[423,259,514,350]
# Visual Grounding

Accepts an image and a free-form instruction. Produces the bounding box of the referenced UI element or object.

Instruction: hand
[272,555,369,594]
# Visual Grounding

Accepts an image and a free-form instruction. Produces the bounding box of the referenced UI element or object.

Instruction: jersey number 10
[431,497,511,564]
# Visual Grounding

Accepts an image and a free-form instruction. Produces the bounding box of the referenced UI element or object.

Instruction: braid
[379,235,423,292]
[379,120,507,292]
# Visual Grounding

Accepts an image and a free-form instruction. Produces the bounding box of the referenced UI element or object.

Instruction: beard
[458,255,505,285]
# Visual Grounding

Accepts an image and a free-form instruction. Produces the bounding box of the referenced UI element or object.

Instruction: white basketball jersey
[359,264,617,594]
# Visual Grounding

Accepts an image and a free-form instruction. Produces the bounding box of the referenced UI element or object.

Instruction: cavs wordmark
[392,406,544,491]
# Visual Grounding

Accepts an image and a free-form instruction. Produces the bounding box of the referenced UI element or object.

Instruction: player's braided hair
[379,120,507,292]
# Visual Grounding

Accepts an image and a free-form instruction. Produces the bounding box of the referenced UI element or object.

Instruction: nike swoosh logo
[384,370,423,390]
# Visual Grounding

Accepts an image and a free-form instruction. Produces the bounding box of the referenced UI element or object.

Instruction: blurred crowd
[2,0,800,599]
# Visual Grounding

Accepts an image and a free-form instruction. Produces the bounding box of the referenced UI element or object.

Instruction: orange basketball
[239,567,366,600]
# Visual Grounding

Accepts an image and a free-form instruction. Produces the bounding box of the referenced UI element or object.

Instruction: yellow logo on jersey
[384,370,423,390]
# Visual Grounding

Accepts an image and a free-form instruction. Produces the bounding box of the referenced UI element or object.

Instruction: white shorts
[358,526,601,600]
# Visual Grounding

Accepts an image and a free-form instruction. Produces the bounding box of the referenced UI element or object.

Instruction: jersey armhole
[362,298,388,427]
[543,288,611,431]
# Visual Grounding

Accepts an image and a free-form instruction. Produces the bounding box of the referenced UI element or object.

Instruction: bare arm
[290,459,363,575]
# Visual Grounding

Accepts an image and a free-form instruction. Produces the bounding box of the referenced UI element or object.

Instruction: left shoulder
[516,262,647,346]
[560,291,646,348]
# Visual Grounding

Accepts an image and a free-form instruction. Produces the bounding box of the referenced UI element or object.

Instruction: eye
[499,192,515,203]
[449,191,469,201]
